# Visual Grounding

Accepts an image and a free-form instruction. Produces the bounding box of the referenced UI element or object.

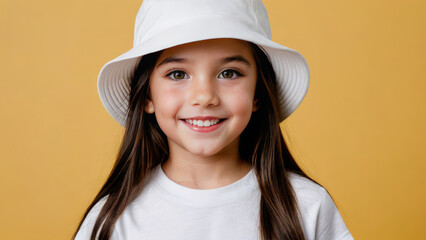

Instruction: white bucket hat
[98,0,310,126]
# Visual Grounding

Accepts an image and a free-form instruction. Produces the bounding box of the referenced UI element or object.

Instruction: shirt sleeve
[74,221,95,240]
[74,198,107,240]
[315,189,354,240]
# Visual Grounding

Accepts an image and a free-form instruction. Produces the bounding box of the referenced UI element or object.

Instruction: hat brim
[98,16,309,126]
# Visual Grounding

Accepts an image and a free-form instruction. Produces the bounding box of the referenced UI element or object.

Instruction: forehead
[156,38,255,62]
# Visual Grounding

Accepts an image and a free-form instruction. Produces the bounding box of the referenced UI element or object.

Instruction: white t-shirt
[75,165,353,240]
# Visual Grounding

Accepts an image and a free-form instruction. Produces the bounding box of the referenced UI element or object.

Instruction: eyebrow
[222,55,251,66]
[156,55,251,68]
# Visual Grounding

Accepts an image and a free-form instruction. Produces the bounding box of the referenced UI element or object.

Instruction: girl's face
[146,38,258,158]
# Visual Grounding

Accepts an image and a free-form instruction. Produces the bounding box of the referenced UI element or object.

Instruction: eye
[218,69,242,79]
[167,70,189,80]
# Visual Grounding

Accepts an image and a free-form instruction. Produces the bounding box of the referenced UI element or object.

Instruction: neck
[161,139,252,189]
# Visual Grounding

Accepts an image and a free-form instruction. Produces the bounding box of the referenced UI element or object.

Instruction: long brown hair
[74,43,313,240]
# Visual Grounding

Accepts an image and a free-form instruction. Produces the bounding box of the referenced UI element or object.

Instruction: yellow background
[1,0,425,239]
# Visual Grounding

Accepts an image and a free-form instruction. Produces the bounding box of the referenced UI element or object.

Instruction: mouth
[183,118,226,127]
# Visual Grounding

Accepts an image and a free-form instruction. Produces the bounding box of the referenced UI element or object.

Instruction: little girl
[74,0,353,239]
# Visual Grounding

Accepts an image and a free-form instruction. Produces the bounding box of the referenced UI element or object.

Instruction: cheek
[151,86,183,123]
[225,81,256,115]
[222,87,256,124]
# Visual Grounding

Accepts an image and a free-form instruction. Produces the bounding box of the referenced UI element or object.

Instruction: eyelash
[165,69,243,80]
[166,70,189,80]
[218,69,243,79]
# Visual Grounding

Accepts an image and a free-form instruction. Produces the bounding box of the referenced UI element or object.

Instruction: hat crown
[133,0,272,46]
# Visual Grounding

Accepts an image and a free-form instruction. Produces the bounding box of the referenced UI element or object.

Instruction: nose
[189,75,219,107]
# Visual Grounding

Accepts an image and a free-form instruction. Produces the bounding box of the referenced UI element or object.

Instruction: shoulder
[287,172,354,240]
[287,172,331,217]
[287,172,327,203]
[74,196,108,240]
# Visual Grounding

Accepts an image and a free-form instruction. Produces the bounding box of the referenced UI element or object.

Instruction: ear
[144,99,155,113]
[252,99,259,112]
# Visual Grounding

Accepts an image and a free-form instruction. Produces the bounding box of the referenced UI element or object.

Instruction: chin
[186,146,223,157]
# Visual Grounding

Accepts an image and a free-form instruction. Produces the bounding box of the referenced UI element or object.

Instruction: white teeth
[184,119,221,127]
[203,120,210,127]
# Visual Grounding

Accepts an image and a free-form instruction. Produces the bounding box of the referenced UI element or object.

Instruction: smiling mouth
[184,119,225,127]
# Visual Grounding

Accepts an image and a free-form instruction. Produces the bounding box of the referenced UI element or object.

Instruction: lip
[184,116,222,121]
[181,117,226,133]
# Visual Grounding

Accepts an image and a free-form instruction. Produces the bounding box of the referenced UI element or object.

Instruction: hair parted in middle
[74,42,312,240]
